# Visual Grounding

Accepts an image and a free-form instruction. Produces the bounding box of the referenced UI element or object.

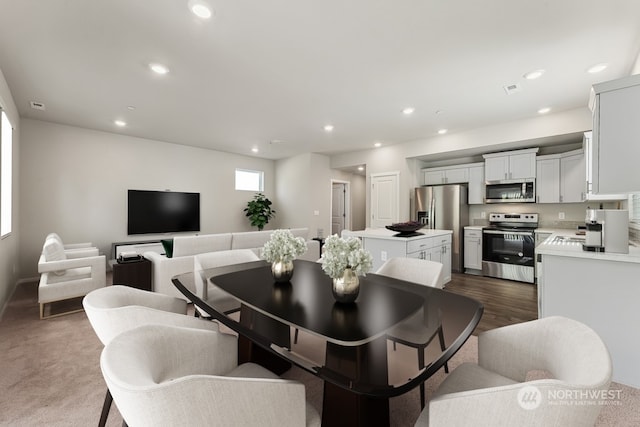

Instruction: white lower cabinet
[464,228,482,271]
[361,233,452,284]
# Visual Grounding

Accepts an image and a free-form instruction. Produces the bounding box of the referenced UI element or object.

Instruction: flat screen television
[127,190,200,235]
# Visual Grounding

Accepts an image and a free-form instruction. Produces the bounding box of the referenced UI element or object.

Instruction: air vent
[30,101,46,110]
[503,84,521,95]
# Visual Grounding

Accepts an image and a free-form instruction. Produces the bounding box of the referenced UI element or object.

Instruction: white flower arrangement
[262,229,308,263]
[320,235,373,279]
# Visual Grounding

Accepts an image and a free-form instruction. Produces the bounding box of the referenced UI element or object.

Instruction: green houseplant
[244,193,276,231]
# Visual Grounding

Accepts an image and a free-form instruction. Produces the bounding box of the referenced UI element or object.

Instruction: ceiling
[1,0,639,160]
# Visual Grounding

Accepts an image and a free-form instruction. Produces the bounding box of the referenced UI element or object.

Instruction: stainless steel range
[482,213,538,283]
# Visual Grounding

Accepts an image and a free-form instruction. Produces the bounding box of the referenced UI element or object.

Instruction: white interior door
[332,183,346,235]
[371,172,399,228]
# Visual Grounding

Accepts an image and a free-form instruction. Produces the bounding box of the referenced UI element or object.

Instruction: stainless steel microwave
[485,179,535,203]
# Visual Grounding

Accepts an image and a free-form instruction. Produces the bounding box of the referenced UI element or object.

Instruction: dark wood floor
[443,272,538,335]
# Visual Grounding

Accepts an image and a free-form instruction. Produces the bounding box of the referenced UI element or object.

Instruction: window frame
[235,168,264,192]
[1,109,12,238]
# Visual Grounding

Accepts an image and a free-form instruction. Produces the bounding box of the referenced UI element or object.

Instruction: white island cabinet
[351,228,453,284]
[537,234,640,388]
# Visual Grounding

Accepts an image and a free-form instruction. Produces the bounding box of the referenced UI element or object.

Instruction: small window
[235,169,264,192]
[1,110,12,237]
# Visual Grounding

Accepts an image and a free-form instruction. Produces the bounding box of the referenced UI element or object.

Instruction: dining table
[172,259,483,427]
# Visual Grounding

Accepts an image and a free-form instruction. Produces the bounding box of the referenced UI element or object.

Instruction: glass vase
[332,267,360,303]
[271,260,294,283]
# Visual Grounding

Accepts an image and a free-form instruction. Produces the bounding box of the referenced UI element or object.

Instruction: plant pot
[271,260,294,283]
[332,267,360,303]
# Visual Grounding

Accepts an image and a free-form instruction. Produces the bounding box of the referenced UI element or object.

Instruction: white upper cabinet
[536,155,561,203]
[467,163,485,205]
[423,165,469,185]
[536,150,587,203]
[483,148,538,181]
[589,74,640,194]
[560,150,586,203]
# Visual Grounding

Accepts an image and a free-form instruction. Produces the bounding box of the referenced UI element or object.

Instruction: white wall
[275,153,332,238]
[331,108,593,227]
[0,68,20,315]
[19,119,277,278]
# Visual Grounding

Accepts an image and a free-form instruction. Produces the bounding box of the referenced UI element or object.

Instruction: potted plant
[262,229,307,282]
[244,193,276,231]
[320,235,373,303]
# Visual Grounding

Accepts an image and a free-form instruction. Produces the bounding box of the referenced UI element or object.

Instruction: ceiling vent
[30,101,46,110]
[503,83,522,95]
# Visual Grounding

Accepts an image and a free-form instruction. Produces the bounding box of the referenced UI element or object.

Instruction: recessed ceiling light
[324,124,334,132]
[357,166,364,171]
[149,63,169,75]
[251,147,259,153]
[402,107,415,115]
[374,142,382,148]
[523,69,545,80]
[188,0,213,19]
[538,107,551,114]
[127,106,136,111]
[587,63,608,74]
[438,129,448,135]
[114,120,127,127]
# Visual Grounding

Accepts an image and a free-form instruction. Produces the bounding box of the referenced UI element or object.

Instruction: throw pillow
[42,237,67,275]
[161,239,174,258]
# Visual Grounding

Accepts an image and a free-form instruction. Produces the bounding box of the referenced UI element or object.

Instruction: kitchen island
[350,228,453,283]
[536,231,640,388]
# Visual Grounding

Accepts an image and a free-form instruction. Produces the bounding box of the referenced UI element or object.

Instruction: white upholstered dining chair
[101,324,321,427]
[415,316,612,427]
[193,249,261,316]
[376,257,447,408]
[83,285,219,427]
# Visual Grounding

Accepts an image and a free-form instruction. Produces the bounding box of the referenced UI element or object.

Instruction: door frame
[370,171,400,228]
[330,179,351,236]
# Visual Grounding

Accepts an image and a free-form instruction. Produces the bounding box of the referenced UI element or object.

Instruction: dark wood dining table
[173,259,483,427]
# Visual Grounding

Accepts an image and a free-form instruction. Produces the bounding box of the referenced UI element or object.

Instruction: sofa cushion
[231,230,272,251]
[231,228,309,251]
[172,234,233,258]
[161,239,174,258]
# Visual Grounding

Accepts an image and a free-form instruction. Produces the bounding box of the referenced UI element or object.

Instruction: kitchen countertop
[464,225,483,231]
[536,229,640,264]
[351,228,452,241]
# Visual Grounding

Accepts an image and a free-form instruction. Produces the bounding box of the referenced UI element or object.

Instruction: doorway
[331,180,350,236]
[370,172,400,228]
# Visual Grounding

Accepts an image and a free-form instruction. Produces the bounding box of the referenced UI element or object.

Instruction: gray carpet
[1,281,639,426]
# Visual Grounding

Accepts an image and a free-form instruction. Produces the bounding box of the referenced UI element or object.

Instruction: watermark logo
[517,386,623,410]
[518,385,542,410]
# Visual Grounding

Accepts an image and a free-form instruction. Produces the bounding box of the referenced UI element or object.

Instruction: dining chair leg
[418,346,426,409]
[437,326,449,373]
[98,388,112,427]
[294,328,299,344]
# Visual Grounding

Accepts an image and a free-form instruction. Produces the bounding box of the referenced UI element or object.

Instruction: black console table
[112,257,152,291]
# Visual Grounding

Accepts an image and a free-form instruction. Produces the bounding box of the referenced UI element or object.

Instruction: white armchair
[101,324,321,427]
[376,257,447,408]
[38,235,106,319]
[83,285,220,427]
[415,316,612,427]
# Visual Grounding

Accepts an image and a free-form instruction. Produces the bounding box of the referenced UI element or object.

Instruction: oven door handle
[483,230,534,237]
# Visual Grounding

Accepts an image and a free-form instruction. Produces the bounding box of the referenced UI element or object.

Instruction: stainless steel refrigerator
[414,184,469,273]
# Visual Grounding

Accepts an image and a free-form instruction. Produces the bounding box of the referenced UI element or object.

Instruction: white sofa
[144,228,319,299]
